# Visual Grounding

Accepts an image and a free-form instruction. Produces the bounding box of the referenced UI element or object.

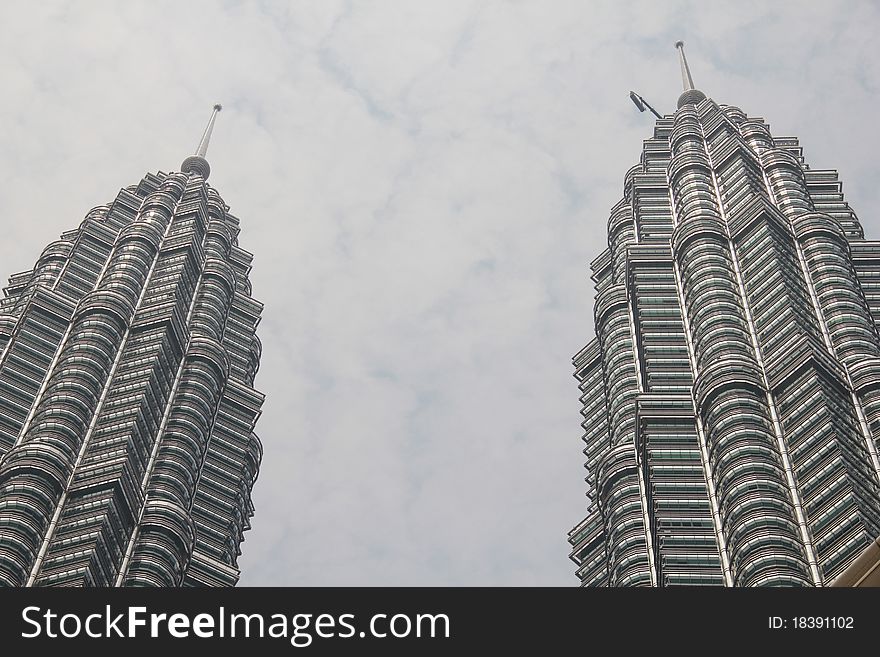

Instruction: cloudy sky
[0,1,878,586]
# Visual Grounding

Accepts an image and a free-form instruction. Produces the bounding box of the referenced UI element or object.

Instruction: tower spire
[181,103,223,180]
[675,41,695,91]
[673,41,706,109]
[196,103,223,158]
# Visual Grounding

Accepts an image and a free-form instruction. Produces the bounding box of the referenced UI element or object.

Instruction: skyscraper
[568,43,880,587]
[0,106,264,587]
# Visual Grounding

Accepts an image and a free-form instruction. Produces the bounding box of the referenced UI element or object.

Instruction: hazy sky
[0,1,878,586]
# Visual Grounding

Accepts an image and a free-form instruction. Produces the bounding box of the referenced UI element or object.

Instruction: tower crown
[181,103,222,180]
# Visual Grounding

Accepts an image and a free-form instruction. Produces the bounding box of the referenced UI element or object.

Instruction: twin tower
[569,44,880,586]
[0,105,264,586]
[0,43,878,587]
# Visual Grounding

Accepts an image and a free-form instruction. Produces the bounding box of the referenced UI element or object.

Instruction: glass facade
[569,90,880,586]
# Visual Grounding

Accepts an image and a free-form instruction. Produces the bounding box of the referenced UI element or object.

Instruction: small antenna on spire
[673,41,706,108]
[196,104,223,158]
[181,103,223,180]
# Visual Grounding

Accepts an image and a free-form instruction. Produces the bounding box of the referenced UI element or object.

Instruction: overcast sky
[1,1,879,586]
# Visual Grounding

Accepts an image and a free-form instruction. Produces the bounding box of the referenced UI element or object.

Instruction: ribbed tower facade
[0,106,264,586]
[568,45,880,587]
